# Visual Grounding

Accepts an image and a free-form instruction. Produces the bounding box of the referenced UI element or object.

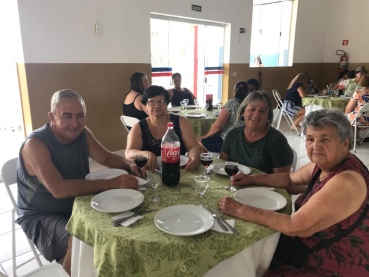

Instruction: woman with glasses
[125,85,202,171]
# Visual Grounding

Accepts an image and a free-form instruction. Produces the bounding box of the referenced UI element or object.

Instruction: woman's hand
[128,162,141,177]
[146,152,158,170]
[218,197,243,217]
[185,157,200,172]
[197,134,209,142]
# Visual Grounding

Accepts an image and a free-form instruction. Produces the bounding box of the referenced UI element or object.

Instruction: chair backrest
[350,103,369,125]
[1,158,19,215]
[272,89,283,108]
[120,115,140,133]
[291,148,298,172]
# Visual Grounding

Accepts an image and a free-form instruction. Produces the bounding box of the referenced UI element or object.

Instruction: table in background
[66,161,292,277]
[302,97,350,116]
[174,107,218,138]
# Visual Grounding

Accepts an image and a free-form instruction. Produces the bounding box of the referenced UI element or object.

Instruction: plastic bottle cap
[167,122,174,127]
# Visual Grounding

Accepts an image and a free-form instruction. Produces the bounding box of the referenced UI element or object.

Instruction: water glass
[183,98,189,108]
[180,100,186,110]
[194,99,199,110]
[194,176,210,197]
[147,169,162,203]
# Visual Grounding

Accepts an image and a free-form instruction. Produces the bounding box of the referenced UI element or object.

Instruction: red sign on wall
[342,40,349,46]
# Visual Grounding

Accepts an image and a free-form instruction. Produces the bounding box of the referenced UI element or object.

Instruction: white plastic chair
[120,115,140,133]
[350,103,369,153]
[1,158,43,276]
[22,264,69,277]
[272,89,300,136]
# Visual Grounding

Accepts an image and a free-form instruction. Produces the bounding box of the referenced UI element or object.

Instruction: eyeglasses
[147,99,166,106]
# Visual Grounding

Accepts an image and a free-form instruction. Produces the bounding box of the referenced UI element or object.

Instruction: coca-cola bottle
[161,122,180,186]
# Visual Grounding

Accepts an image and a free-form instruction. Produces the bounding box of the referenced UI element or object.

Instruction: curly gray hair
[51,89,87,114]
[302,109,352,149]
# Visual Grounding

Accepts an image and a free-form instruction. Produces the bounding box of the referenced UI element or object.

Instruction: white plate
[234,188,287,211]
[314,95,328,98]
[154,205,214,236]
[185,112,206,118]
[212,163,251,176]
[168,107,180,113]
[340,95,351,99]
[184,105,197,109]
[213,111,221,116]
[90,189,144,213]
[85,169,128,180]
[156,155,189,169]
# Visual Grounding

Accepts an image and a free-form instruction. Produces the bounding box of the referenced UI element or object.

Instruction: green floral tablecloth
[302,97,350,111]
[175,108,217,138]
[66,161,292,277]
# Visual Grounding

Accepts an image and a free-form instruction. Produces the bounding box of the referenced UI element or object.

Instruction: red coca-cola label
[161,147,180,163]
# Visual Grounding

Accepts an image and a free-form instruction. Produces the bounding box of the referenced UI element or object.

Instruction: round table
[172,107,218,138]
[66,162,292,277]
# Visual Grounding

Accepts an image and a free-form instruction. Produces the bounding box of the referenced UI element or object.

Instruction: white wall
[17,0,337,64]
[323,0,369,63]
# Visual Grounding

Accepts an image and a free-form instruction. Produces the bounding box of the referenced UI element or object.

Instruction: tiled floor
[1,120,369,276]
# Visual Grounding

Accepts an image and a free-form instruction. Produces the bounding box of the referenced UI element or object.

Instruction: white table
[71,233,280,277]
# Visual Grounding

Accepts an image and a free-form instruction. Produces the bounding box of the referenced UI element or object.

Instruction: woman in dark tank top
[168,73,196,107]
[122,72,150,120]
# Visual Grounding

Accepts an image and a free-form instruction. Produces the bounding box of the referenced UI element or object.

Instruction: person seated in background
[246,78,260,92]
[168,73,196,107]
[17,89,140,275]
[253,56,264,67]
[219,109,369,277]
[284,73,309,130]
[219,91,293,174]
[125,85,201,171]
[333,69,355,92]
[197,81,249,153]
[345,75,369,124]
[304,73,320,94]
[123,72,150,120]
[345,66,368,97]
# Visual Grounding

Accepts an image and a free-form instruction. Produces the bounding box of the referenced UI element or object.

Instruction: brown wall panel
[224,63,323,106]
[20,62,368,151]
[22,63,151,152]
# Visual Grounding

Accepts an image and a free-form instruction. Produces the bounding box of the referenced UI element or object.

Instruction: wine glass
[134,154,147,175]
[180,100,186,110]
[194,99,199,110]
[147,169,162,203]
[204,103,209,111]
[194,176,210,197]
[183,98,189,109]
[224,161,239,192]
[200,153,213,175]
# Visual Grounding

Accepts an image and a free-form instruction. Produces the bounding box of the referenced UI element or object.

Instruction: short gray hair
[51,89,87,114]
[302,109,352,149]
[237,90,274,127]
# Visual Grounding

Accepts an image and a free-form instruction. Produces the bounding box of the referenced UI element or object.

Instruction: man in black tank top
[17,89,141,275]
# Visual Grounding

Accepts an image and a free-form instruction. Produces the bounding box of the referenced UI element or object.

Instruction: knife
[213,210,239,235]
[113,209,156,227]
[208,208,228,232]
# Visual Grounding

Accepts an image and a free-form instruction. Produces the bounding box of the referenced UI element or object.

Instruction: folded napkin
[211,219,235,234]
[111,211,144,227]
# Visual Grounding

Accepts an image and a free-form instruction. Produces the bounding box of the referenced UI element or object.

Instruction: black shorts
[21,213,70,264]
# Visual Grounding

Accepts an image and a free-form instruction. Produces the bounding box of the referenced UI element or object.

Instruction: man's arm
[85,127,139,175]
[22,137,138,199]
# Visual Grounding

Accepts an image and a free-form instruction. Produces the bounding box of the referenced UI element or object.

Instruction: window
[250,0,296,67]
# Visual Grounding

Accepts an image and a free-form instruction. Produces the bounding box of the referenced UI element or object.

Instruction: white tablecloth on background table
[71,232,280,277]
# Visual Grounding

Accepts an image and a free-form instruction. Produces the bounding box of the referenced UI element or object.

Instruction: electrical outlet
[233,72,237,77]
[95,23,102,34]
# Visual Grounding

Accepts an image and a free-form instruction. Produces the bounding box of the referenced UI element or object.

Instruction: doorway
[150,16,225,106]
